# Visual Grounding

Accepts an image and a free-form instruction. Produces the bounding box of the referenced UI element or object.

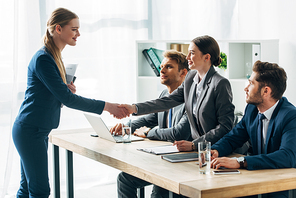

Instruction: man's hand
[134,126,150,138]
[173,140,192,151]
[67,81,76,94]
[118,104,137,114]
[211,149,219,160]
[104,102,129,119]
[211,157,240,169]
[109,123,123,136]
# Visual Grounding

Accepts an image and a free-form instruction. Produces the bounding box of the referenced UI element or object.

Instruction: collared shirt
[192,71,208,120]
[261,100,279,148]
[166,108,173,128]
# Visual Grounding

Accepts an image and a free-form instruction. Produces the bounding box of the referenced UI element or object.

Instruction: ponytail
[43,30,67,83]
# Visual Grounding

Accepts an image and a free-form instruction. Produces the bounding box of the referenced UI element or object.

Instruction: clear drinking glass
[122,119,131,143]
[198,141,211,174]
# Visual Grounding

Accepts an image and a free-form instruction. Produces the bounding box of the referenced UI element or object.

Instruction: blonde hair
[43,8,78,84]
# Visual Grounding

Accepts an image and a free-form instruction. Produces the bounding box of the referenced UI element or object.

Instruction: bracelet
[143,128,150,137]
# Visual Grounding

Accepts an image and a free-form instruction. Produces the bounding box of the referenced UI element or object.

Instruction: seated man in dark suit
[211,60,296,198]
[110,50,191,198]
[110,50,191,141]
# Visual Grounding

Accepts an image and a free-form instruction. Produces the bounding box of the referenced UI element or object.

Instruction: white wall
[151,0,296,105]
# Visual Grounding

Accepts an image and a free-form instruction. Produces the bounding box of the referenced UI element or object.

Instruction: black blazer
[130,89,191,141]
[135,66,235,147]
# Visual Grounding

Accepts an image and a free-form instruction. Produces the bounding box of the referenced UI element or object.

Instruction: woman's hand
[104,102,130,119]
[118,104,137,114]
[134,126,150,137]
[67,81,76,94]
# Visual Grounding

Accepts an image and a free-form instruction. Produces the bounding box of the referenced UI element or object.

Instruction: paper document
[137,145,179,155]
[65,63,78,84]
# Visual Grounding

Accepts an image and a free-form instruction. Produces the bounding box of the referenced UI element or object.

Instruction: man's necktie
[257,113,266,154]
[168,109,172,128]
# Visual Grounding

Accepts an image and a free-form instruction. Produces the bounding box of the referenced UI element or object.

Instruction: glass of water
[122,119,131,143]
[198,141,211,174]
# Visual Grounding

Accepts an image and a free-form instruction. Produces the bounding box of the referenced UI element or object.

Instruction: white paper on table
[137,145,179,155]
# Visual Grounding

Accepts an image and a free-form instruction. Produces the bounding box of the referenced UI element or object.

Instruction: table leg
[53,145,60,198]
[66,150,74,198]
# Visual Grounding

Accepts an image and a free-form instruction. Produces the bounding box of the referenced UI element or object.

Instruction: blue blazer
[15,47,105,130]
[212,97,296,170]
[130,89,192,141]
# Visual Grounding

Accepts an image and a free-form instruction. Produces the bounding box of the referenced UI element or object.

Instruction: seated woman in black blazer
[120,35,235,198]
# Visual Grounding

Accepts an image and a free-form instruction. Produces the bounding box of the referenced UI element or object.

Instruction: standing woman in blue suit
[12,8,127,198]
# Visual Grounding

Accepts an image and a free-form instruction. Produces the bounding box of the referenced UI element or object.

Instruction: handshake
[103,102,138,119]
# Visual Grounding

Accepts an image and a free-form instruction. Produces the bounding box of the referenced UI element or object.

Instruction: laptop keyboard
[113,136,123,141]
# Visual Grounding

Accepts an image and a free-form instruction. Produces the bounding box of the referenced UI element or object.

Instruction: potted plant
[218,51,227,70]
[216,51,227,77]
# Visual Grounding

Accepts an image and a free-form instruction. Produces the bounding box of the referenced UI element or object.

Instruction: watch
[237,157,245,168]
[192,142,196,151]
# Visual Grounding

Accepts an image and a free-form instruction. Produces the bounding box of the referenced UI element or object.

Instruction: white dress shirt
[192,71,208,120]
[261,100,279,149]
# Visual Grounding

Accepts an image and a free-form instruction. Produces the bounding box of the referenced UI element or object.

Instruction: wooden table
[49,129,296,198]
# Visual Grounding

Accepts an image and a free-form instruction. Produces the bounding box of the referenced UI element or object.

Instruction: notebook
[161,152,199,163]
[84,113,144,143]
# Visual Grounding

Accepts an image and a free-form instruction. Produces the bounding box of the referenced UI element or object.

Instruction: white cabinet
[136,40,279,113]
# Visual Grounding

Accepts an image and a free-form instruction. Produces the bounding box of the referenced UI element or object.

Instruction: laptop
[84,113,144,143]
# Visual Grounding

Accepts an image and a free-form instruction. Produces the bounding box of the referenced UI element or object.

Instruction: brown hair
[43,8,78,83]
[253,60,287,100]
[191,35,221,66]
[163,50,189,71]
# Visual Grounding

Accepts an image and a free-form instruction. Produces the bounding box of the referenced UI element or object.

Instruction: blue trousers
[12,120,51,198]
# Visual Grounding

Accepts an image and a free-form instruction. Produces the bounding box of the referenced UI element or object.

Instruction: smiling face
[160,57,183,86]
[186,42,207,71]
[59,18,80,47]
[244,72,264,105]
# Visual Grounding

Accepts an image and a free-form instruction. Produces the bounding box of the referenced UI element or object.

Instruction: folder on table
[161,152,199,163]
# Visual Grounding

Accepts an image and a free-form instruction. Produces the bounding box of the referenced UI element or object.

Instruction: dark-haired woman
[122,35,235,151]
[119,35,235,198]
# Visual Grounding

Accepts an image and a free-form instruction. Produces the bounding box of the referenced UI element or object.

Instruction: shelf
[136,40,191,77]
[136,39,279,112]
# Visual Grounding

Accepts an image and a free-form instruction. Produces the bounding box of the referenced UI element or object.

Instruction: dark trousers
[12,120,51,198]
[241,191,288,198]
[117,172,186,198]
